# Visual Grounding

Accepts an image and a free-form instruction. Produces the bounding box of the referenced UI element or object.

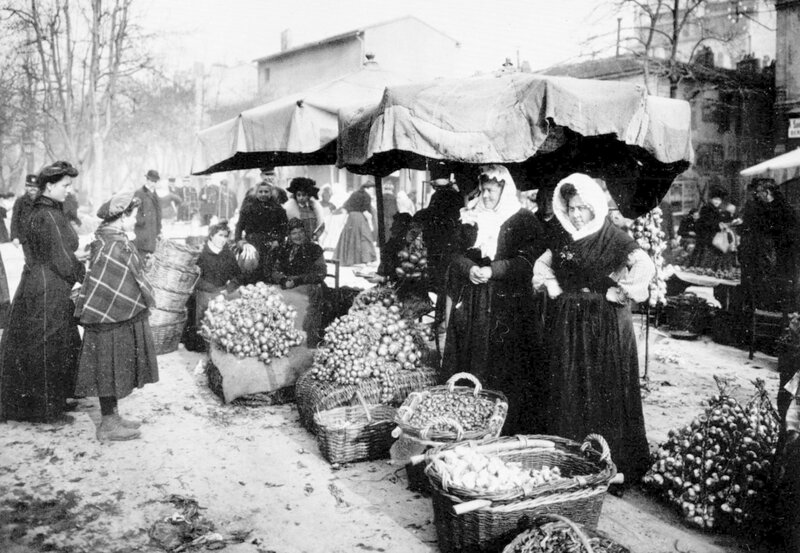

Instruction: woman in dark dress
[74,192,159,441]
[687,188,730,269]
[442,165,545,435]
[334,188,376,266]
[189,221,240,352]
[534,173,654,484]
[272,218,327,346]
[0,161,87,424]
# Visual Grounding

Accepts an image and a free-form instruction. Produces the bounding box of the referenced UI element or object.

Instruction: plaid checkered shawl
[74,226,154,324]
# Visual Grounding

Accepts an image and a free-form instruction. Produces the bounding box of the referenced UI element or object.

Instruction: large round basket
[152,284,192,312]
[151,316,187,355]
[423,434,618,553]
[502,513,630,553]
[146,257,201,293]
[313,391,397,465]
[154,237,201,266]
[395,372,508,442]
[149,306,186,327]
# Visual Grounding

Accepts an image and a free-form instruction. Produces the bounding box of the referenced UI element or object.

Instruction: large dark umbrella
[337,73,693,217]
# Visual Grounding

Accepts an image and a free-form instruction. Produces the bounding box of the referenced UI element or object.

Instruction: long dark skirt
[0,268,80,422]
[75,310,159,400]
[442,281,544,435]
[542,292,650,483]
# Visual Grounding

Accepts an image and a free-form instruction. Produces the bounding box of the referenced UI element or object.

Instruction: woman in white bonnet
[442,164,545,434]
[534,173,654,486]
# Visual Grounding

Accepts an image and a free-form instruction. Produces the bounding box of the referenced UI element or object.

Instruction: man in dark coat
[10,174,40,258]
[235,180,288,283]
[133,169,162,255]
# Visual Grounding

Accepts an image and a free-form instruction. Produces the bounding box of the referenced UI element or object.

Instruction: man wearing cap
[10,174,40,256]
[133,169,163,255]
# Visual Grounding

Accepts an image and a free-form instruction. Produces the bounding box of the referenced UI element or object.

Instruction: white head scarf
[460,164,522,260]
[553,173,609,240]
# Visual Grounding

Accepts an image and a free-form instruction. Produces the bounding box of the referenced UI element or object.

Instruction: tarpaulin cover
[740,147,800,184]
[337,73,694,217]
[191,62,412,175]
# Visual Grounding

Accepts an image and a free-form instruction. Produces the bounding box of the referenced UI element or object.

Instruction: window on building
[263,68,270,83]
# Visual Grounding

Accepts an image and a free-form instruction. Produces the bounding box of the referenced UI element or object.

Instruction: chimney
[281,29,292,52]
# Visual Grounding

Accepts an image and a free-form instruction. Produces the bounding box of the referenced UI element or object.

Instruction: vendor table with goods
[673,268,741,311]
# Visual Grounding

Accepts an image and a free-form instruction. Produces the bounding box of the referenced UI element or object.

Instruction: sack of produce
[420,434,618,553]
[395,372,508,442]
[200,282,313,403]
[313,391,397,464]
[395,229,428,281]
[502,513,630,553]
[643,377,780,533]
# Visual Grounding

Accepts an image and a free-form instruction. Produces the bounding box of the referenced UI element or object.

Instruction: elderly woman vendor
[534,173,654,485]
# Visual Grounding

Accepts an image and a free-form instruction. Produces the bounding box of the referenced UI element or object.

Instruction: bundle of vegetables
[407,392,498,433]
[679,265,741,282]
[629,207,668,307]
[434,445,563,495]
[350,285,399,312]
[309,297,430,403]
[235,242,259,273]
[201,282,303,362]
[643,377,780,531]
[503,515,630,553]
[395,231,428,280]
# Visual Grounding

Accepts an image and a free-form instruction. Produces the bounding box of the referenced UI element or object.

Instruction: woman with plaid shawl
[74,191,159,441]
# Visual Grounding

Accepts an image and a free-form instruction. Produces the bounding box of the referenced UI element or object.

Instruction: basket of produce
[200,283,313,403]
[151,316,187,355]
[297,286,438,431]
[395,372,508,442]
[146,257,201,293]
[313,391,397,464]
[295,367,438,432]
[502,513,630,553]
[643,376,780,533]
[154,237,201,266]
[420,434,618,553]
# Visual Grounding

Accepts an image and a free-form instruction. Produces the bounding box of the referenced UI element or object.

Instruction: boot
[112,408,142,429]
[96,415,141,441]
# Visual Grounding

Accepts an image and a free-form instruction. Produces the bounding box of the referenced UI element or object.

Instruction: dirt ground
[0,319,784,553]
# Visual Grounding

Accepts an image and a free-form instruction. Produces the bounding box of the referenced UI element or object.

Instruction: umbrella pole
[374,175,386,257]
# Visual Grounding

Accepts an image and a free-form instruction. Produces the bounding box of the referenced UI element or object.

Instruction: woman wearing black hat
[687,187,731,270]
[0,161,88,424]
[73,192,159,441]
[283,177,325,242]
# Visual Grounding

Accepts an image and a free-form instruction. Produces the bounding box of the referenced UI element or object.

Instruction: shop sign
[789,118,800,139]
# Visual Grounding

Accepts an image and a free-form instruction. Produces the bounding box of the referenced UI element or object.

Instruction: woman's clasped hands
[469,265,492,285]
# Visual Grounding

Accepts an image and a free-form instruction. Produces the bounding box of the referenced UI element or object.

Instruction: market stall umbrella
[740,147,800,184]
[337,73,694,217]
[191,59,413,175]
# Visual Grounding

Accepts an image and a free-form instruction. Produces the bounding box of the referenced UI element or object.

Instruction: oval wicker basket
[152,284,193,312]
[502,513,630,553]
[149,306,187,327]
[395,372,508,442]
[146,257,201,293]
[151,316,187,355]
[313,391,397,464]
[154,237,201,266]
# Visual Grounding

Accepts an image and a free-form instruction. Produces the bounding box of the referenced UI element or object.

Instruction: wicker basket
[395,372,508,442]
[295,366,439,433]
[152,284,193,312]
[313,391,397,464]
[425,434,617,553]
[154,237,201,266]
[151,316,187,355]
[501,513,630,553]
[149,306,187,327]
[146,257,201,293]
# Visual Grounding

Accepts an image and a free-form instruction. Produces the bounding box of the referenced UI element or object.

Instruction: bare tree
[1,0,151,200]
[608,0,745,97]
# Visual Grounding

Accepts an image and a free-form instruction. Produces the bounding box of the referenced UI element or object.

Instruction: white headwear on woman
[553,173,609,240]
[460,164,522,260]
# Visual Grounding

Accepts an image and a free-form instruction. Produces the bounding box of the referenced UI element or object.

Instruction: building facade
[775,0,800,154]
